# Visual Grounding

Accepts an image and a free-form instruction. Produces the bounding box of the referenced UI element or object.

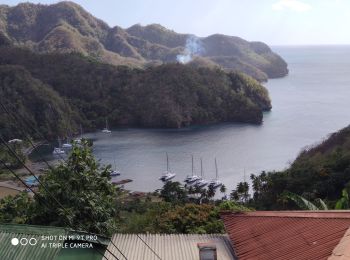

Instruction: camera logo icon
[11,237,37,246]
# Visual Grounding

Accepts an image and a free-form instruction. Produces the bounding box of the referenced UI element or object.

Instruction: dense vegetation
[0,142,249,235]
[0,1,288,80]
[0,45,271,140]
[232,125,350,210]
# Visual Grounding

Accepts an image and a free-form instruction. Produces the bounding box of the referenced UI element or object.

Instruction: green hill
[251,125,350,209]
[0,1,288,81]
[0,45,271,139]
[0,65,73,139]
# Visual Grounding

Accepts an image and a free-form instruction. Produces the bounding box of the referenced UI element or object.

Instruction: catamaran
[102,119,111,133]
[196,158,209,188]
[184,155,201,184]
[159,152,176,181]
[208,158,223,189]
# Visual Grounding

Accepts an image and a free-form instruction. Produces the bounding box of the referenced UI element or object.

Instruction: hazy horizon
[2,0,350,46]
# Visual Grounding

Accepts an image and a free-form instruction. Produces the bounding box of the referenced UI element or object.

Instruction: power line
[136,234,162,260]
[0,160,111,260]
[0,136,123,260]
[1,100,130,260]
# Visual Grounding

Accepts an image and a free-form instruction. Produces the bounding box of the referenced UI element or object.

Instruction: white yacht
[196,158,209,188]
[102,119,111,133]
[208,158,223,189]
[159,153,176,182]
[184,155,201,184]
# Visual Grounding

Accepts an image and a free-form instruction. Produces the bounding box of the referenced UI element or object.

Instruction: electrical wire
[0,159,111,260]
[0,136,123,260]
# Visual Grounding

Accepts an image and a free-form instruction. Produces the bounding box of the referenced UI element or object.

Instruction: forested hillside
[248,125,350,209]
[0,45,271,139]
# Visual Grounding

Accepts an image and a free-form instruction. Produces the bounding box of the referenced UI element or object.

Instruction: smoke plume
[176,36,204,64]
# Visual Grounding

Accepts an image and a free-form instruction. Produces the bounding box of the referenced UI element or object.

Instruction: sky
[1,0,350,45]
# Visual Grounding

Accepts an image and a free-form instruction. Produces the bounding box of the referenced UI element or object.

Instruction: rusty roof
[221,211,350,260]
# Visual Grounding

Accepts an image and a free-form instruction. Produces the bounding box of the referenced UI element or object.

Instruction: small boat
[8,139,23,144]
[53,147,65,155]
[184,155,201,184]
[62,143,72,149]
[208,158,223,189]
[159,153,176,182]
[111,159,121,177]
[196,158,209,188]
[102,119,111,133]
[110,170,121,177]
[53,138,65,155]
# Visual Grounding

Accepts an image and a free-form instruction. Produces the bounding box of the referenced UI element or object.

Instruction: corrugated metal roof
[0,224,68,260]
[104,234,236,260]
[221,211,350,260]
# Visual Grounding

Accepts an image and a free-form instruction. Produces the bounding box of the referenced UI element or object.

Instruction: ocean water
[85,46,350,192]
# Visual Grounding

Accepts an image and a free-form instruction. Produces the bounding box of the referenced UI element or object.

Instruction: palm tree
[220,184,227,200]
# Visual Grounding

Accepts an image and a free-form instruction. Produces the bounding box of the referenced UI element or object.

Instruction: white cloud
[272,0,311,12]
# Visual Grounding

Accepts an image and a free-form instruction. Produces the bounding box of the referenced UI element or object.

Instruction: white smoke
[176,36,204,64]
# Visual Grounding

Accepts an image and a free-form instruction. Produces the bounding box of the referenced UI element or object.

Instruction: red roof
[221,211,350,260]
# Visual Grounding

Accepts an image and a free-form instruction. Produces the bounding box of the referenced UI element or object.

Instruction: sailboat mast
[166,152,169,172]
[200,158,203,178]
[215,158,218,180]
[191,155,194,176]
[80,124,83,138]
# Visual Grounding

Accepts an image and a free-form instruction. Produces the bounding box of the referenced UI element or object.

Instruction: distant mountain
[0,45,271,139]
[0,1,288,81]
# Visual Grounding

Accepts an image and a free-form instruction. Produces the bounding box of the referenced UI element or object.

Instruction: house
[104,234,236,260]
[221,211,350,260]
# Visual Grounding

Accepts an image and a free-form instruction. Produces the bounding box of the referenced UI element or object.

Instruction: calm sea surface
[84,46,350,192]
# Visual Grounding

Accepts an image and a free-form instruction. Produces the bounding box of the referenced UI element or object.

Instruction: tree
[158,204,224,234]
[0,192,32,224]
[159,181,188,204]
[335,189,349,209]
[230,181,250,204]
[31,141,118,235]
[220,184,227,200]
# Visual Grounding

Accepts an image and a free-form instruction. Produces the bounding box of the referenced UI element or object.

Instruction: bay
[85,46,350,192]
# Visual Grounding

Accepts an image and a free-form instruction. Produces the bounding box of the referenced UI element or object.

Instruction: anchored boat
[159,152,176,181]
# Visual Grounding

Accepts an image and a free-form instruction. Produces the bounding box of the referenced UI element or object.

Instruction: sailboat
[102,119,111,133]
[184,155,201,184]
[196,158,209,188]
[159,152,176,181]
[62,131,72,149]
[208,158,223,189]
[52,137,65,155]
[110,159,121,177]
[74,124,83,144]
